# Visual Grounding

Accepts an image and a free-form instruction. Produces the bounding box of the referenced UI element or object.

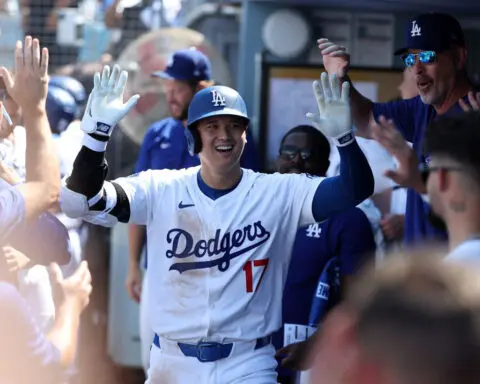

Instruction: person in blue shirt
[319,13,480,247]
[273,125,376,384]
[126,48,261,374]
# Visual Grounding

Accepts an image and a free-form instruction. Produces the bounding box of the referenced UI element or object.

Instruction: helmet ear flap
[192,128,202,154]
[185,126,202,156]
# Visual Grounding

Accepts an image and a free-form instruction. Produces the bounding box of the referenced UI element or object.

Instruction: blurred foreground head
[310,252,480,384]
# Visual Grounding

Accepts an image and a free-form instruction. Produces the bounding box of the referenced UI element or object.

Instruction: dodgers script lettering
[166,221,271,273]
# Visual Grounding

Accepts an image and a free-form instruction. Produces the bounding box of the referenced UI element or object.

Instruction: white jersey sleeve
[114,168,179,225]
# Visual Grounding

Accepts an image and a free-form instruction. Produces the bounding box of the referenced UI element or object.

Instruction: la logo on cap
[211,90,226,107]
[411,20,421,37]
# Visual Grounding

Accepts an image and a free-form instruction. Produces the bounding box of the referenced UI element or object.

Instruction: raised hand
[458,91,480,112]
[371,116,425,193]
[317,38,350,79]
[0,36,48,113]
[306,72,354,146]
[49,260,92,312]
[81,64,140,137]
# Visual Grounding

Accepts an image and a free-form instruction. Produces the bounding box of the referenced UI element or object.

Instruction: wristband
[333,131,355,147]
[82,134,108,152]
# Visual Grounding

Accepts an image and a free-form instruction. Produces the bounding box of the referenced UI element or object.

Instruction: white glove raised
[306,72,354,147]
[81,64,139,137]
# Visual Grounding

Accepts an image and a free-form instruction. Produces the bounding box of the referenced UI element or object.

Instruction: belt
[152,334,272,363]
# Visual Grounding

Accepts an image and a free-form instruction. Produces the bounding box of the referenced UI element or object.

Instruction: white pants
[140,273,154,375]
[146,338,278,384]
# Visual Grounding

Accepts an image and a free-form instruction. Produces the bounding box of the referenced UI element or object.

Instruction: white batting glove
[306,72,354,147]
[81,65,139,138]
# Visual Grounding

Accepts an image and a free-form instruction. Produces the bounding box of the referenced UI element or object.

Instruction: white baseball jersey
[115,166,323,341]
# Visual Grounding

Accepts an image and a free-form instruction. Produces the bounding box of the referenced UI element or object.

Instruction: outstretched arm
[312,142,373,222]
[0,37,60,224]
[60,65,140,227]
[306,73,374,222]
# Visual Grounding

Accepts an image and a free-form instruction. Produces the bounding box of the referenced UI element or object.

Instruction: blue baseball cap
[394,13,465,55]
[152,48,212,81]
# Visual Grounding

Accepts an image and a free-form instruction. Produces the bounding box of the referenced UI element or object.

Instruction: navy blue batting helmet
[49,75,87,107]
[46,87,78,135]
[186,86,249,155]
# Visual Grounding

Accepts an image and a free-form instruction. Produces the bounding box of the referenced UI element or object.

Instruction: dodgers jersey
[115,166,323,341]
[274,207,376,379]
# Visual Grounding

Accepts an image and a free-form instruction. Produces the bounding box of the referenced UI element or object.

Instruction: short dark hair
[280,125,330,161]
[348,253,480,384]
[424,111,480,187]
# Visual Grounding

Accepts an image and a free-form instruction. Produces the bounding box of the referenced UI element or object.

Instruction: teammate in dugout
[273,125,376,384]
[60,64,374,383]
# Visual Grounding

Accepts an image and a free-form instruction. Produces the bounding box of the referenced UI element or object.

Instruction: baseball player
[272,125,377,384]
[129,48,261,374]
[319,12,480,247]
[60,64,374,383]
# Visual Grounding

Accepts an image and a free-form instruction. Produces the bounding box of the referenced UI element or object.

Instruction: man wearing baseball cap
[127,47,260,375]
[318,13,480,248]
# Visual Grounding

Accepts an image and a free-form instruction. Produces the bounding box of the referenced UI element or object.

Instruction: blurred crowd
[1,3,480,384]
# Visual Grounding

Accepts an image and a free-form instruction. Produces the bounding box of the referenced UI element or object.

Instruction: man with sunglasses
[319,13,479,248]
[274,125,376,384]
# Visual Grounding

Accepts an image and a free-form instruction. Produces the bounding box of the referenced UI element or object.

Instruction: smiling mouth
[215,145,233,153]
[417,81,432,91]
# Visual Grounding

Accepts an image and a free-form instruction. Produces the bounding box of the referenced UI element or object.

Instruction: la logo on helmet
[211,90,226,107]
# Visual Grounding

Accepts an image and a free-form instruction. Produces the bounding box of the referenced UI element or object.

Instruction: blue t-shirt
[135,117,200,173]
[0,282,61,383]
[373,95,468,246]
[273,207,376,378]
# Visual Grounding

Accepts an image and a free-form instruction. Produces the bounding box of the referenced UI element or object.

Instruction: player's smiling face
[196,115,247,171]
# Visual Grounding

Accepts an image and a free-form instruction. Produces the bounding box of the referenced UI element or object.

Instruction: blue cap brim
[151,69,200,81]
[151,71,175,79]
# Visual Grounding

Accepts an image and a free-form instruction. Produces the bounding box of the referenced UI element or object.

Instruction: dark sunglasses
[279,145,315,161]
[401,51,437,68]
[419,163,463,184]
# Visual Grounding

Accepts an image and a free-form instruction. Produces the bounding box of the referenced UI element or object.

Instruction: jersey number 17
[243,258,270,293]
